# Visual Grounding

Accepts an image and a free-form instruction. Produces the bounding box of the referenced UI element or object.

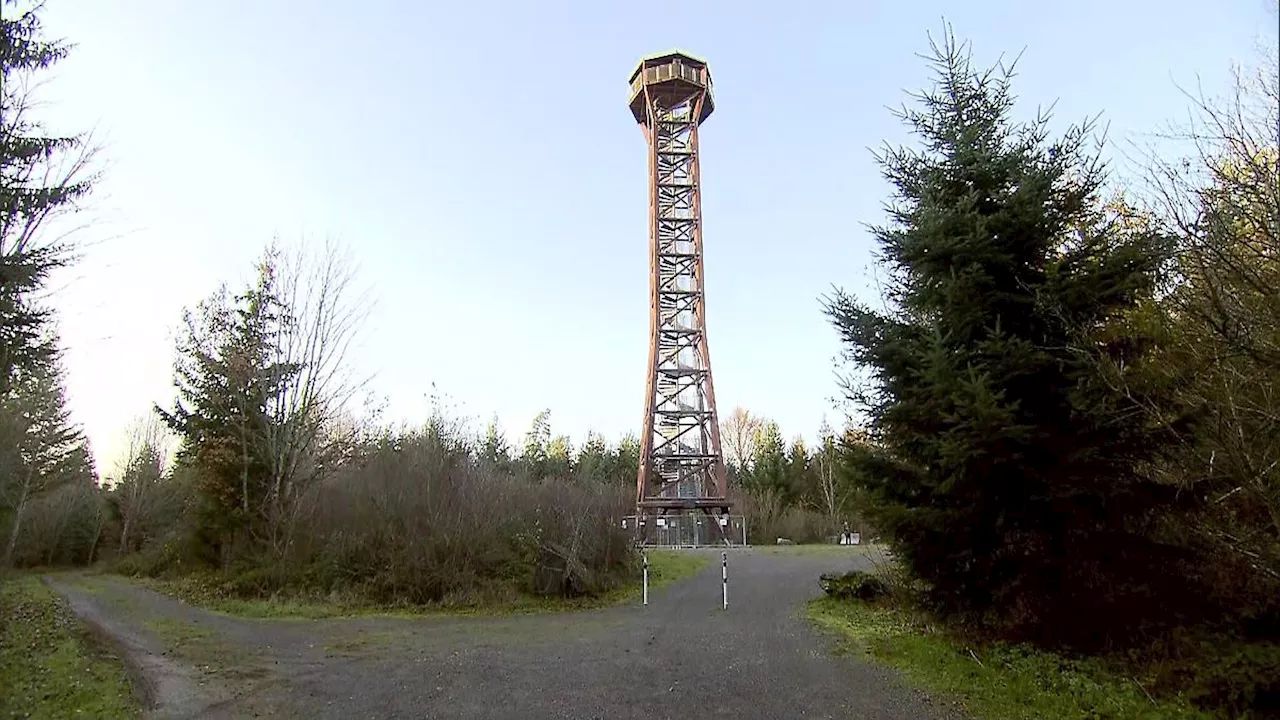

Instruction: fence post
[643,551,649,606]
[721,551,728,610]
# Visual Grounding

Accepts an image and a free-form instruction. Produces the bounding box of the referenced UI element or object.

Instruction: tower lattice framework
[628,51,731,534]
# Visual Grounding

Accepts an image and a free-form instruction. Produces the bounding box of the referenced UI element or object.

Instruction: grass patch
[124,550,708,621]
[639,549,711,590]
[0,575,140,720]
[808,596,1208,720]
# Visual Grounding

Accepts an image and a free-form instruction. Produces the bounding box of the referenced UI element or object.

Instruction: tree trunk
[119,514,133,554]
[3,474,31,567]
[88,505,104,565]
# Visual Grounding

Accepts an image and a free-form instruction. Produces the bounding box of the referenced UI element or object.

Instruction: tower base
[623,509,747,547]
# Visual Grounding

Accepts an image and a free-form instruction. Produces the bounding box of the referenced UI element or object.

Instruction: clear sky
[34,0,1274,477]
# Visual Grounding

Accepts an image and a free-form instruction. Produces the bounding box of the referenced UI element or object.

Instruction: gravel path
[47,548,962,720]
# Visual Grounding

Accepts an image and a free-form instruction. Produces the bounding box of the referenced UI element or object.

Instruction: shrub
[820,570,890,601]
[115,426,638,607]
[733,487,832,544]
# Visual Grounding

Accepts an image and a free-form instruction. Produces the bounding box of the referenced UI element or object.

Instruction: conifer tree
[0,351,93,564]
[575,430,610,481]
[158,261,298,564]
[478,416,511,470]
[745,421,786,497]
[825,32,1188,644]
[784,436,811,503]
[0,1,99,566]
[0,0,97,395]
[616,433,641,485]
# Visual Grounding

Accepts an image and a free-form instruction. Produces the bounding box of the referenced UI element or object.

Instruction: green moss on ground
[807,595,1209,720]
[0,575,140,720]
[127,550,709,620]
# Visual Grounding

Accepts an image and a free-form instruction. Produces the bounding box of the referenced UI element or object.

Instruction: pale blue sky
[36,0,1273,475]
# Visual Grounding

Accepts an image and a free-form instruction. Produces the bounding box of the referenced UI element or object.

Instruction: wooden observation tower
[628,51,733,544]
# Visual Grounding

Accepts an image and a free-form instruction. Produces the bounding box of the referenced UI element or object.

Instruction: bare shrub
[109,414,179,555]
[12,482,104,566]
[175,424,637,605]
[733,486,830,544]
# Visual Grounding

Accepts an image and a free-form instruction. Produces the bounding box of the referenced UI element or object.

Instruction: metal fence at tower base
[621,514,747,547]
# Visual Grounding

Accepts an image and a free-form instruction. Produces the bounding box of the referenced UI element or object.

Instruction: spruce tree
[0,1,97,395]
[0,351,94,564]
[0,1,98,566]
[478,417,511,471]
[745,420,787,498]
[575,430,610,481]
[825,33,1188,645]
[615,433,641,485]
[783,436,811,503]
[158,260,298,565]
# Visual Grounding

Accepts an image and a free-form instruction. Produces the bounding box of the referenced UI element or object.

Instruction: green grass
[128,550,709,621]
[807,596,1210,720]
[639,549,711,589]
[0,575,140,720]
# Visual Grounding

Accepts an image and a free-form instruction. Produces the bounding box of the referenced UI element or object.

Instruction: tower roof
[627,50,714,125]
[627,49,710,85]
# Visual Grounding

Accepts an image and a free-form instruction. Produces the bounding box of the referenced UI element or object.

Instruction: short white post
[642,551,649,606]
[721,551,728,610]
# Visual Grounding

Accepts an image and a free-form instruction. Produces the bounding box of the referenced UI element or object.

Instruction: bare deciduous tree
[112,413,173,554]
[1135,39,1280,580]
[720,406,763,471]
[814,418,844,530]
[260,238,372,556]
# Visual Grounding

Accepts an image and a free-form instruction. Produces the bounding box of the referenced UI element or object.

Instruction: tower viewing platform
[628,51,715,125]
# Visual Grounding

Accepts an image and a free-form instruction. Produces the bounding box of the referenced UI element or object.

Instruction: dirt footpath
[48,548,962,720]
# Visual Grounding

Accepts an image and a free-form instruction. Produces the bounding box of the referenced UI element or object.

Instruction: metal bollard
[721,551,728,610]
[642,551,649,606]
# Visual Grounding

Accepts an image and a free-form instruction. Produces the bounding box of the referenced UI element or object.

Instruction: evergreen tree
[0,351,94,564]
[745,420,787,497]
[824,33,1187,645]
[520,410,552,479]
[157,260,298,565]
[547,434,574,477]
[478,416,511,470]
[616,432,641,485]
[575,430,610,481]
[0,2,100,567]
[784,436,811,504]
[0,1,97,395]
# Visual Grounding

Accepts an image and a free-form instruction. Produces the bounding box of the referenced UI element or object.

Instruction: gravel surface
[47,548,964,720]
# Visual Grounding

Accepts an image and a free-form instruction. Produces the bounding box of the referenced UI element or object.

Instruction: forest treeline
[2,3,1279,714]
